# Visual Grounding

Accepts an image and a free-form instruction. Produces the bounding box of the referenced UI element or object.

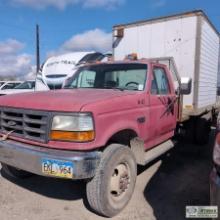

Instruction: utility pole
[36,24,40,73]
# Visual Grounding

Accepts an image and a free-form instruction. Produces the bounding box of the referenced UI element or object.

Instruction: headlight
[50,114,95,142]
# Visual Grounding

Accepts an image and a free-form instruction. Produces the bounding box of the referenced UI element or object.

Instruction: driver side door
[148,65,177,147]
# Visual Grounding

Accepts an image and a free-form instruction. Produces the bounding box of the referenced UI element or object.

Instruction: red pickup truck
[0,59,195,217]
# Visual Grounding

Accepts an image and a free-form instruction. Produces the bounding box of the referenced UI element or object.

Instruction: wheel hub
[110,163,130,197]
[119,172,129,193]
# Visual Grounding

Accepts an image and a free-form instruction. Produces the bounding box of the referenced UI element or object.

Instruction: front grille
[0,107,50,143]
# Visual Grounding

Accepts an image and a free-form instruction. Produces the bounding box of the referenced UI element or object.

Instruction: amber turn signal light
[50,130,95,142]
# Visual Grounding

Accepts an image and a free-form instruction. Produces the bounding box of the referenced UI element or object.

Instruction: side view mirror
[180,77,192,95]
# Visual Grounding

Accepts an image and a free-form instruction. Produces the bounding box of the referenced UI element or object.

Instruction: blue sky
[0,0,219,78]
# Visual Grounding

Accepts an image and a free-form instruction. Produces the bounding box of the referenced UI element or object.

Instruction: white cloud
[83,0,125,9]
[49,28,112,56]
[151,0,166,8]
[25,65,36,80]
[0,39,33,79]
[10,0,124,10]
[11,0,78,10]
[0,39,24,55]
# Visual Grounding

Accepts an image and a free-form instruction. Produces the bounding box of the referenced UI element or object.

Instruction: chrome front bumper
[0,140,101,179]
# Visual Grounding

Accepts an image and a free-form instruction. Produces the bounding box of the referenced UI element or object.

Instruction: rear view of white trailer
[113,10,220,120]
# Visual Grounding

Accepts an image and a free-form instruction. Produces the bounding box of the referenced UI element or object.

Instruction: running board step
[143,140,174,165]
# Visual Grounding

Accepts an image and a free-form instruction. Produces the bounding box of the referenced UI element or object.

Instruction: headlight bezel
[50,112,95,142]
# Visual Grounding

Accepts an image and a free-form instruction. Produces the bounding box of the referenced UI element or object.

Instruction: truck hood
[0,89,136,112]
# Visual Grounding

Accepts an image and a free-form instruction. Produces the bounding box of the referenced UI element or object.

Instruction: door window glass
[151,67,170,95]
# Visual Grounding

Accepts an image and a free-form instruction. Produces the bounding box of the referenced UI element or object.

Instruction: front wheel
[86,144,137,217]
[1,163,33,179]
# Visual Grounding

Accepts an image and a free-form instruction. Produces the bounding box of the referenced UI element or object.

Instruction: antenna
[36,24,40,73]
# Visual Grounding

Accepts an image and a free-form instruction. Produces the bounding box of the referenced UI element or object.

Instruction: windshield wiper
[103,86,125,91]
[63,85,77,89]
[63,86,139,91]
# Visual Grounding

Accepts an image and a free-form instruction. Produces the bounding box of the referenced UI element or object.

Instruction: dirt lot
[0,131,214,220]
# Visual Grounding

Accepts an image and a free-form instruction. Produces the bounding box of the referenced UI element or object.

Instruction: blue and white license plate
[42,158,74,179]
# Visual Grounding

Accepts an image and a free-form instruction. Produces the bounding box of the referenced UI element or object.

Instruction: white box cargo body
[113,10,220,119]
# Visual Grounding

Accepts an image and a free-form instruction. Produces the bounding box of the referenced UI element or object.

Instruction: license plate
[42,158,74,179]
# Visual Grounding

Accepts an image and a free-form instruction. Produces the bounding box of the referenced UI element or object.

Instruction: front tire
[86,144,137,217]
[1,163,33,179]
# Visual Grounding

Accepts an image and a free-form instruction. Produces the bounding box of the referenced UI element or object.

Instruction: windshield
[64,63,147,91]
[14,81,35,89]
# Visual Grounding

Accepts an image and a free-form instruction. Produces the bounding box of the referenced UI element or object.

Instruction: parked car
[0,80,35,95]
[0,81,22,90]
[0,81,6,87]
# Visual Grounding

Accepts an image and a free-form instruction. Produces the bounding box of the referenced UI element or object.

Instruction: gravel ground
[0,132,214,220]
